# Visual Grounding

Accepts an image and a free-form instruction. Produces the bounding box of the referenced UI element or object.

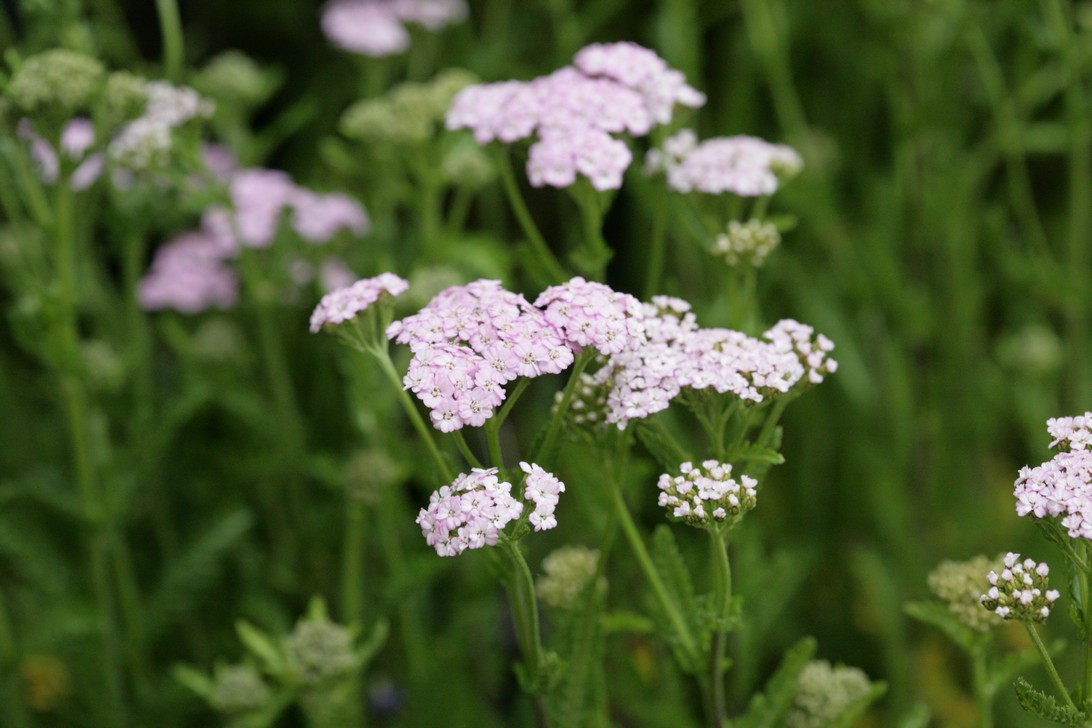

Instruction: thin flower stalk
[154,0,185,82]
[494,148,568,284]
[1026,623,1078,712]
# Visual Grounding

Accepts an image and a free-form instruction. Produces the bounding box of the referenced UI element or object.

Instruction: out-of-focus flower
[657,460,757,527]
[138,230,239,313]
[341,70,477,147]
[980,552,1060,622]
[786,661,875,728]
[712,219,781,268]
[322,0,467,57]
[309,273,409,333]
[928,555,1006,632]
[192,50,279,110]
[108,81,214,172]
[648,129,802,196]
[536,546,604,609]
[417,468,523,556]
[210,664,271,716]
[447,42,704,191]
[284,617,358,686]
[7,49,104,115]
[17,117,103,190]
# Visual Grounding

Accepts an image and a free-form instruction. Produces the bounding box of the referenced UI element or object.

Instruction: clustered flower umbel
[657,460,757,527]
[140,167,369,313]
[386,277,643,432]
[447,42,705,191]
[321,0,467,57]
[786,661,875,728]
[1013,413,1092,539]
[589,296,837,429]
[416,465,565,557]
[713,220,781,268]
[108,81,214,171]
[979,553,1060,622]
[927,555,1006,632]
[309,273,408,333]
[646,129,802,197]
[536,546,603,610]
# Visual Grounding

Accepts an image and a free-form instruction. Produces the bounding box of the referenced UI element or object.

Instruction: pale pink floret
[534,277,646,355]
[417,468,523,557]
[1047,412,1092,452]
[652,131,803,197]
[1014,448,1092,539]
[519,462,566,531]
[138,231,239,313]
[309,272,409,333]
[290,190,370,243]
[322,0,466,57]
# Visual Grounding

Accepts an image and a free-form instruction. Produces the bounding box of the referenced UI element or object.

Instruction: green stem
[644,191,670,299]
[0,584,32,728]
[494,149,568,284]
[754,395,793,452]
[607,476,700,667]
[498,536,552,728]
[535,351,594,467]
[573,184,611,280]
[1025,623,1077,712]
[453,430,484,469]
[340,501,367,628]
[485,418,505,471]
[154,0,185,82]
[372,349,455,482]
[445,185,474,237]
[1083,542,1092,704]
[376,489,429,687]
[495,378,531,429]
[971,649,994,728]
[737,0,808,137]
[708,528,732,728]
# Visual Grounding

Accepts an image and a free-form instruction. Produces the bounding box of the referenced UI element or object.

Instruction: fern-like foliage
[1013,677,1086,725]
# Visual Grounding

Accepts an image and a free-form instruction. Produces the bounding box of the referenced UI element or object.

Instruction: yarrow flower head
[519,462,566,531]
[536,546,604,610]
[447,42,704,191]
[927,555,1006,632]
[1047,412,1092,452]
[1013,448,1092,538]
[387,280,575,432]
[657,460,757,527]
[533,277,645,355]
[138,230,239,313]
[647,129,802,197]
[416,468,523,556]
[763,319,838,385]
[283,615,358,686]
[979,552,1060,623]
[321,0,467,57]
[713,219,781,268]
[108,81,214,172]
[309,273,409,333]
[786,661,876,728]
[209,664,271,716]
[6,49,105,115]
[341,69,477,147]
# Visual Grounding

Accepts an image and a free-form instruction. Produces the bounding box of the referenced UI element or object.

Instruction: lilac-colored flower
[1014,449,1092,538]
[657,460,757,526]
[534,277,645,355]
[651,130,802,197]
[322,0,466,57]
[763,319,838,385]
[320,259,357,292]
[416,468,523,556]
[290,190,370,243]
[138,231,239,313]
[229,169,297,247]
[447,42,704,191]
[1047,412,1092,452]
[519,462,565,531]
[309,273,409,333]
[19,117,104,190]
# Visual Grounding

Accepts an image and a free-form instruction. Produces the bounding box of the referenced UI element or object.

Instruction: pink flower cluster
[1047,412,1092,451]
[416,468,523,557]
[140,167,369,313]
[322,0,467,57]
[447,42,705,191]
[309,273,409,333]
[589,296,834,429]
[1014,448,1092,538]
[765,319,838,385]
[520,462,565,531]
[20,118,103,191]
[980,553,1060,622]
[657,460,757,526]
[647,129,802,196]
[388,278,647,432]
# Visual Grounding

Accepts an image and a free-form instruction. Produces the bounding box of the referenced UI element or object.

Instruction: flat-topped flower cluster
[657,460,757,527]
[1014,413,1092,539]
[646,129,802,197]
[979,552,1059,622]
[447,42,705,190]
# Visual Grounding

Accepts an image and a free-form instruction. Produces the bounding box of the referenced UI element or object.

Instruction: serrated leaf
[635,420,692,472]
[904,600,986,654]
[733,637,817,728]
[1013,677,1085,724]
[143,509,254,643]
[649,526,702,672]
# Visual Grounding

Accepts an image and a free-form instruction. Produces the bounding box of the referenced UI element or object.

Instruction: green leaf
[732,443,785,467]
[733,636,817,728]
[356,618,389,667]
[635,420,692,472]
[172,664,214,700]
[986,639,1064,697]
[650,525,701,672]
[896,702,932,728]
[827,681,888,728]
[903,600,986,654]
[601,610,656,635]
[143,509,254,643]
[236,620,286,675]
[1013,677,1085,725]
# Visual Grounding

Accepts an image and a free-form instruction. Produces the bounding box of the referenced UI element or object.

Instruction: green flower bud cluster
[786,660,874,728]
[979,552,1060,623]
[554,371,610,432]
[342,449,399,504]
[210,664,272,716]
[283,617,358,686]
[341,68,477,146]
[7,49,105,115]
[442,142,495,188]
[927,554,1005,632]
[101,71,149,127]
[193,51,278,110]
[535,546,604,610]
[712,219,780,268]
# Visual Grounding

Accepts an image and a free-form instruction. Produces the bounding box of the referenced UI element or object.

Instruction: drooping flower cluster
[519,461,566,531]
[927,555,1006,632]
[416,468,524,557]
[309,273,409,333]
[647,129,802,196]
[387,280,577,432]
[321,0,467,57]
[536,546,604,610]
[657,460,758,527]
[786,661,875,728]
[140,167,369,313]
[979,553,1060,622]
[1047,412,1092,451]
[712,219,781,268]
[589,296,832,429]
[534,277,646,355]
[447,42,704,190]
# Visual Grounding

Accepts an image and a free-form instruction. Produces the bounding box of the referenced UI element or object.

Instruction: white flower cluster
[1047,412,1092,451]
[108,81,214,171]
[416,468,523,557]
[647,129,802,197]
[309,273,409,333]
[519,462,566,531]
[657,460,757,526]
[764,319,838,385]
[712,220,781,268]
[322,0,467,57]
[979,552,1059,622]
